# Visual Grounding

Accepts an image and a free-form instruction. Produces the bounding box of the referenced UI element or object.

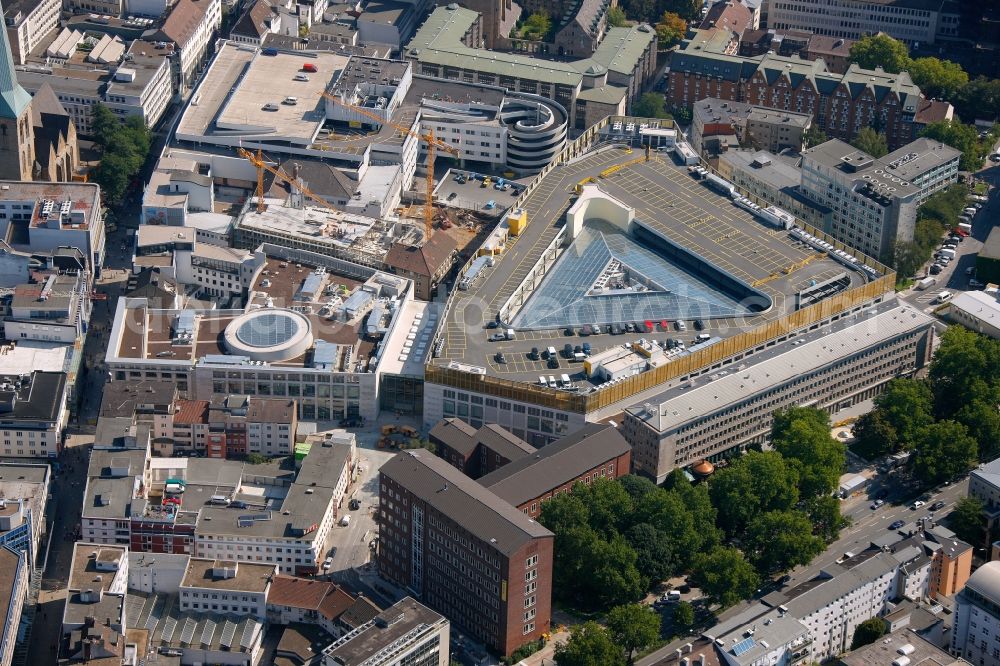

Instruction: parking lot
[438,148,872,385]
[436,170,523,213]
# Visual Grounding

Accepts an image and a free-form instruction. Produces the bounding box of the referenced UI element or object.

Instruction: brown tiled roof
[152,0,205,48]
[317,585,356,622]
[232,0,274,40]
[699,0,752,36]
[268,575,335,611]
[805,34,854,57]
[173,399,209,425]
[914,98,953,125]
[384,234,457,278]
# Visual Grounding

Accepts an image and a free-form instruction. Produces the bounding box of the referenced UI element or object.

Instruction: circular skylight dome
[223,309,313,362]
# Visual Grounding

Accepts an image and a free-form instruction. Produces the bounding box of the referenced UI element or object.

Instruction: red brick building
[479,423,632,519]
[129,509,197,554]
[429,418,537,479]
[666,49,946,150]
[378,451,554,657]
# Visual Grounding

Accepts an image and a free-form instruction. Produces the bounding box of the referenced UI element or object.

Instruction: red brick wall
[517,450,632,519]
[500,537,554,656]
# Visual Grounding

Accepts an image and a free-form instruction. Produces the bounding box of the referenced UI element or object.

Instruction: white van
[283,96,298,105]
[963,207,978,216]
[546,346,557,359]
[939,248,956,259]
[340,514,351,526]
[935,290,953,303]
[560,374,571,387]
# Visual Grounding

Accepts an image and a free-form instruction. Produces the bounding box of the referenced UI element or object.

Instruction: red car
[954,227,969,237]
[659,320,670,331]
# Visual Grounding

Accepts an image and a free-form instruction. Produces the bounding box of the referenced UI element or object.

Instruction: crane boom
[237,147,345,218]
[320,93,460,244]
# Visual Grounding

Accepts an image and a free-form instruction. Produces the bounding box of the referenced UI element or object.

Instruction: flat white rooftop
[378,300,440,376]
[0,342,72,376]
[177,42,351,145]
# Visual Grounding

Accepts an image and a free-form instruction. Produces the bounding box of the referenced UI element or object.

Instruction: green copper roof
[0,2,31,120]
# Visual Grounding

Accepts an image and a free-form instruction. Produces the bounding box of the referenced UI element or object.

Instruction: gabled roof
[428,417,477,456]
[150,0,206,49]
[29,82,68,124]
[699,0,752,36]
[232,0,274,40]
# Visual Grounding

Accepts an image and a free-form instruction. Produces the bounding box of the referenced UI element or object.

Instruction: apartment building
[552,0,612,58]
[799,138,960,261]
[623,302,935,484]
[952,561,1000,666]
[167,396,298,457]
[147,0,220,92]
[478,424,632,519]
[0,371,68,459]
[967,457,1000,538]
[667,48,950,151]
[378,451,553,657]
[3,0,60,65]
[765,0,960,46]
[178,557,276,620]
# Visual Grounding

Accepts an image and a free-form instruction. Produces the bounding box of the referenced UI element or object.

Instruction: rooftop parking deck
[433,146,877,386]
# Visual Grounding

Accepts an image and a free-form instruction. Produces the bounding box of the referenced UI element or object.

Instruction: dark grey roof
[428,418,477,456]
[100,379,178,418]
[479,423,630,507]
[474,424,535,462]
[381,451,552,555]
[322,597,445,665]
[0,371,66,422]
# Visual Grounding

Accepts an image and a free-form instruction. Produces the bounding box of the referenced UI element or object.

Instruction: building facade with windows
[765,0,959,46]
[623,302,935,483]
[378,451,553,658]
[952,561,1000,666]
[799,138,959,261]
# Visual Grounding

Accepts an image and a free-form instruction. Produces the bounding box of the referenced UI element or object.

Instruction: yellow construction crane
[320,93,460,242]
[237,147,345,217]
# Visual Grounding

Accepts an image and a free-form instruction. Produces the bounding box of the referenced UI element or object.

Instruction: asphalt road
[637,477,971,666]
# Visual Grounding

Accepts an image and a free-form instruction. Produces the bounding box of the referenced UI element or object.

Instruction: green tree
[805,494,850,543]
[690,547,760,608]
[851,618,887,650]
[920,119,985,171]
[910,420,978,485]
[950,496,985,547]
[626,523,676,582]
[849,34,910,74]
[956,398,1000,461]
[655,11,687,49]
[743,510,826,575]
[907,57,968,100]
[245,453,269,464]
[665,469,721,553]
[554,622,627,666]
[576,478,635,537]
[634,489,701,573]
[929,326,999,418]
[663,0,701,21]
[804,125,828,148]
[851,127,889,158]
[673,601,695,631]
[709,451,799,538]
[584,534,646,608]
[851,409,898,460]
[607,6,627,26]
[91,103,120,147]
[620,0,657,23]
[956,77,1000,124]
[771,407,846,498]
[520,10,552,40]
[871,378,935,451]
[607,604,662,664]
[633,92,670,119]
[619,474,659,503]
[93,153,133,205]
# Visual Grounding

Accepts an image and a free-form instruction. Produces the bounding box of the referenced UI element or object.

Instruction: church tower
[0,0,33,181]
